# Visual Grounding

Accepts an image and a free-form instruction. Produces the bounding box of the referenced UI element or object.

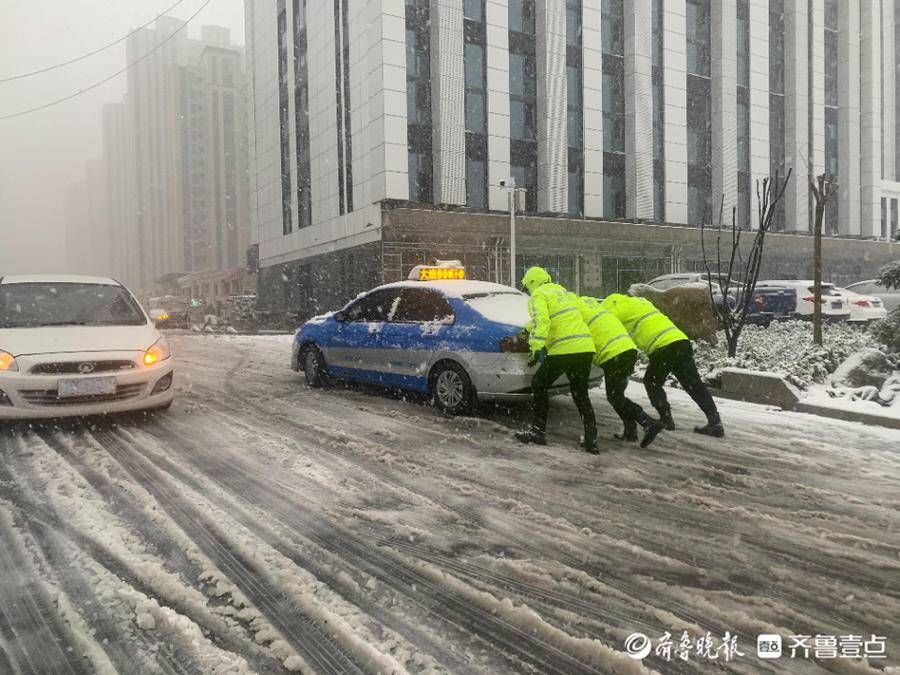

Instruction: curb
[703,367,900,430]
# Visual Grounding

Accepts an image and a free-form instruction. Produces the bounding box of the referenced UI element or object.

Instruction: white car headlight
[0,350,17,372]
[143,338,172,366]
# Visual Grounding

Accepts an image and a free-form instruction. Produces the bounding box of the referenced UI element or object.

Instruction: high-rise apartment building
[245,0,900,318]
[67,18,250,299]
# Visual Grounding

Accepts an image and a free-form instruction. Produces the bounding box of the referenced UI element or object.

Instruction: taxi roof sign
[408,260,466,281]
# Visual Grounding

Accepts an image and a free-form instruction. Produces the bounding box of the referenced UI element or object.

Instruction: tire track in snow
[211,362,750,642]
[0,504,92,675]
[126,422,626,675]
[35,430,287,675]
[92,427,369,675]
[214,351,900,664]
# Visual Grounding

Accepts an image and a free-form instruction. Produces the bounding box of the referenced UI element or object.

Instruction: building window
[509,0,537,211]
[687,74,711,225]
[652,0,665,222]
[736,0,750,89]
[277,2,292,235]
[508,0,535,34]
[685,0,710,226]
[293,0,312,228]
[603,152,625,219]
[737,89,751,228]
[686,0,710,78]
[465,134,487,209]
[601,0,623,219]
[333,0,353,214]
[464,5,488,209]
[566,0,583,216]
[406,0,433,203]
[824,2,839,232]
[601,0,624,55]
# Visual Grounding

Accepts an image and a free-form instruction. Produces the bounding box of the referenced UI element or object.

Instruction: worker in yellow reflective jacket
[516,267,599,452]
[577,296,665,448]
[600,293,724,438]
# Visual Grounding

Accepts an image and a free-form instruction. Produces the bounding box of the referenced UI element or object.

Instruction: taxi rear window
[464,292,529,326]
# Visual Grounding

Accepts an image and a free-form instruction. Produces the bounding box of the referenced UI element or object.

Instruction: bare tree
[809,174,837,346]
[700,170,793,357]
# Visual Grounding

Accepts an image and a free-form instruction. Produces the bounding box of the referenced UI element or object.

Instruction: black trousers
[643,340,720,424]
[601,349,651,429]
[530,352,597,436]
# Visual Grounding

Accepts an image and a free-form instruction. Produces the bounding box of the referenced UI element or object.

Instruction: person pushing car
[577,296,665,448]
[516,267,599,453]
[600,293,725,438]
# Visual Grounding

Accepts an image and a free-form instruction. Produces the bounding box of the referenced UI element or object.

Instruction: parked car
[292,263,602,415]
[844,279,900,312]
[0,275,175,419]
[833,287,888,323]
[756,280,851,321]
[645,273,796,326]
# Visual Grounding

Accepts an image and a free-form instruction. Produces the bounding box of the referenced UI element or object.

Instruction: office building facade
[245,0,900,317]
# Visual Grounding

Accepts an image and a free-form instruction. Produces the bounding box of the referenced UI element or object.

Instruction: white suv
[0,275,175,419]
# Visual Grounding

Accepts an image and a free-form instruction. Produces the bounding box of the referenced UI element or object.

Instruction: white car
[0,275,175,420]
[844,279,900,312]
[756,280,851,321]
[833,287,888,323]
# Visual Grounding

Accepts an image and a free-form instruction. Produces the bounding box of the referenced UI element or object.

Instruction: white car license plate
[58,377,118,398]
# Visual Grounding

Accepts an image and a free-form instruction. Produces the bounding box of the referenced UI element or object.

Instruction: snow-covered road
[1,333,898,674]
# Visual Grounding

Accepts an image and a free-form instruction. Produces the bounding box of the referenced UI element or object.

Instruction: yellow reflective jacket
[577,296,637,366]
[526,283,596,356]
[600,293,688,355]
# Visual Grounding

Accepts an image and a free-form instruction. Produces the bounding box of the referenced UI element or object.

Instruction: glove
[527,347,548,368]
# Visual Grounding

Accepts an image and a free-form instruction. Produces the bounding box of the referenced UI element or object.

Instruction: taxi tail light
[853,300,870,307]
[500,336,529,353]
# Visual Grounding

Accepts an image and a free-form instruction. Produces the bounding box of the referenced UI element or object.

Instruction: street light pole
[508,182,516,287]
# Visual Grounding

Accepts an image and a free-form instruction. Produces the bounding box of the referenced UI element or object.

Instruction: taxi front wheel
[430,361,475,415]
[302,345,329,388]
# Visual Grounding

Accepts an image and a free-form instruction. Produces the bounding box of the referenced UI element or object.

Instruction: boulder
[629,283,719,345]
[830,348,894,389]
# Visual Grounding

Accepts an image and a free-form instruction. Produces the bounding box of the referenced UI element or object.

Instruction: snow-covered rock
[629,283,718,345]
[830,348,894,389]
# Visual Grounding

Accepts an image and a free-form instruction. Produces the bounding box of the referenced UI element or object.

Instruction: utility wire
[0,0,190,83]
[0,0,214,121]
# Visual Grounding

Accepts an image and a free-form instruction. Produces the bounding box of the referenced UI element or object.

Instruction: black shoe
[515,429,547,445]
[639,419,666,448]
[660,414,676,431]
[693,422,725,438]
[613,428,637,443]
[581,432,600,453]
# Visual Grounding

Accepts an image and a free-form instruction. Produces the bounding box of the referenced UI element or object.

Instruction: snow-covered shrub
[870,307,900,354]
[877,259,900,290]
[830,348,894,389]
[692,320,874,390]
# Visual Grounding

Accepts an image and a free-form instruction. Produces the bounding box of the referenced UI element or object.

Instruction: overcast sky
[0,0,245,275]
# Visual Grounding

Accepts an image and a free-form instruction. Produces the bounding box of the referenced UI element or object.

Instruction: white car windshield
[463,292,530,326]
[0,283,146,328]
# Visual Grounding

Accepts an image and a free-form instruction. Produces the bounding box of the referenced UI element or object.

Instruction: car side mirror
[149,309,168,326]
[333,311,347,322]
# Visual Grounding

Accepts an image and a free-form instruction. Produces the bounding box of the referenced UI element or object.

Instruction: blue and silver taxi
[292,263,599,414]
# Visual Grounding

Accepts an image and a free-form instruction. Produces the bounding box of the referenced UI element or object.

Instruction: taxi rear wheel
[430,361,475,415]
[302,345,328,388]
